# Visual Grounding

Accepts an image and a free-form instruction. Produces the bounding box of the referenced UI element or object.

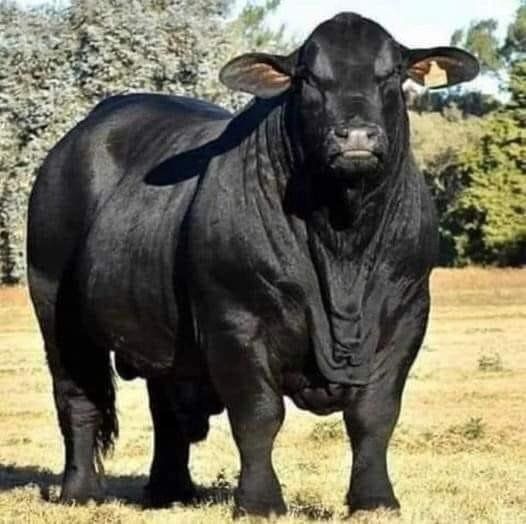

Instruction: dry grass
[0,267,525,523]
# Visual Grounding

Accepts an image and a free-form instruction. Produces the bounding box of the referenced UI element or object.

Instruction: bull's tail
[59,337,119,470]
[93,352,119,463]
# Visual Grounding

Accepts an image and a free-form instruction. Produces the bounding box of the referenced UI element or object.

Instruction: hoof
[143,481,197,508]
[60,475,105,505]
[233,492,287,519]
[348,495,400,514]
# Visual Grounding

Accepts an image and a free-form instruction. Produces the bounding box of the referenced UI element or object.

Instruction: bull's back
[28,94,231,374]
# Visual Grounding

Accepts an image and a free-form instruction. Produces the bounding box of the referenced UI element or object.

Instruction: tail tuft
[93,360,119,465]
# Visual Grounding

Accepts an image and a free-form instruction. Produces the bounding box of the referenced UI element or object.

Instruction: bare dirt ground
[0,268,524,523]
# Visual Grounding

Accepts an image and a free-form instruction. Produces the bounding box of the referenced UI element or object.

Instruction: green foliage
[410,111,485,265]
[412,75,525,267]
[232,0,288,52]
[413,3,526,267]
[452,104,525,265]
[503,1,526,59]
[453,19,504,75]
[447,36,525,266]
[509,59,526,107]
[452,1,526,73]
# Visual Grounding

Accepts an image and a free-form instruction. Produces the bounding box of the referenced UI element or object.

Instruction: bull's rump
[28,93,231,376]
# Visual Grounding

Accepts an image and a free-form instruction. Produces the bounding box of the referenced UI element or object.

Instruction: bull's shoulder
[33,93,232,237]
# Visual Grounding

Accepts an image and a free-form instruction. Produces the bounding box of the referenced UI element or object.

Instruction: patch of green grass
[309,420,345,443]
[478,352,504,372]
[393,417,487,453]
[449,417,485,441]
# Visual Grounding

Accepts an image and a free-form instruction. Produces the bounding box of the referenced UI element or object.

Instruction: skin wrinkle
[252,97,395,378]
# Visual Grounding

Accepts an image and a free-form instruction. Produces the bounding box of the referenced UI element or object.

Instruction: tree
[452,0,526,74]
[444,1,526,265]
[502,1,526,59]
[231,0,287,52]
[409,111,485,265]
[451,19,504,75]
[449,60,526,265]
[0,1,76,282]
[408,1,525,266]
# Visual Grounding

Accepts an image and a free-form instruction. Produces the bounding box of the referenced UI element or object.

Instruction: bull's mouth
[329,149,382,177]
[342,149,377,159]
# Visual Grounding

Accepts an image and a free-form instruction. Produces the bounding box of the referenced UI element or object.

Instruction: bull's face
[220,12,478,182]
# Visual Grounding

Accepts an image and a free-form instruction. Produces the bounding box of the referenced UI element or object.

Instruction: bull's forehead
[301,13,401,79]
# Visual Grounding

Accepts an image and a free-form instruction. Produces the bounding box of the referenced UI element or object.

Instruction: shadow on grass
[0,463,147,504]
[0,464,335,519]
[0,463,235,508]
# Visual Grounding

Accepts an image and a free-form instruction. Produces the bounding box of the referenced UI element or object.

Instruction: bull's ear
[406,47,479,89]
[219,53,293,98]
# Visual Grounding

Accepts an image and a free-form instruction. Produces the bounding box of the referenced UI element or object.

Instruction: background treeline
[0,0,524,283]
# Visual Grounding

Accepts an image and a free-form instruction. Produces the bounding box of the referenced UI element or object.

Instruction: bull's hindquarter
[187,101,436,515]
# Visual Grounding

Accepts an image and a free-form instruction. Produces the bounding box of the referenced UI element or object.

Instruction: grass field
[0,268,525,523]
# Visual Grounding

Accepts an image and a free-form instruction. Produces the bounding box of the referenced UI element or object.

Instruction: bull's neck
[236,97,411,257]
[234,99,430,373]
[303,125,412,369]
[306,109,410,256]
[235,99,424,368]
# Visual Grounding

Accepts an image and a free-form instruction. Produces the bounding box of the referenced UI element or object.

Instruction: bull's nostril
[334,126,349,139]
[366,129,377,139]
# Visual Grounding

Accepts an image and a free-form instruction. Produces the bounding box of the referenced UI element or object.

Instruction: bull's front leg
[207,332,286,518]
[344,294,429,513]
[343,377,402,513]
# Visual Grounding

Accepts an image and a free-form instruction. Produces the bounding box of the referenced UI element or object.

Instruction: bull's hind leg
[51,343,116,503]
[29,273,117,504]
[144,379,196,507]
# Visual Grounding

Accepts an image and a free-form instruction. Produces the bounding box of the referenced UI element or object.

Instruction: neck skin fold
[237,97,418,372]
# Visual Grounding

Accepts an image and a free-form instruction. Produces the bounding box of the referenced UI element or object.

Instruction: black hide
[27,11,478,516]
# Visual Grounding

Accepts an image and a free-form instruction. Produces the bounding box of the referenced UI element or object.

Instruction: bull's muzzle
[328,124,387,177]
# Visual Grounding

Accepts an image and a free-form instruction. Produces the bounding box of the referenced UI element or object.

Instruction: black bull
[27,12,478,516]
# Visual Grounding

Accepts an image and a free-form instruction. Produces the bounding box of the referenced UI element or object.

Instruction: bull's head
[220,12,479,182]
